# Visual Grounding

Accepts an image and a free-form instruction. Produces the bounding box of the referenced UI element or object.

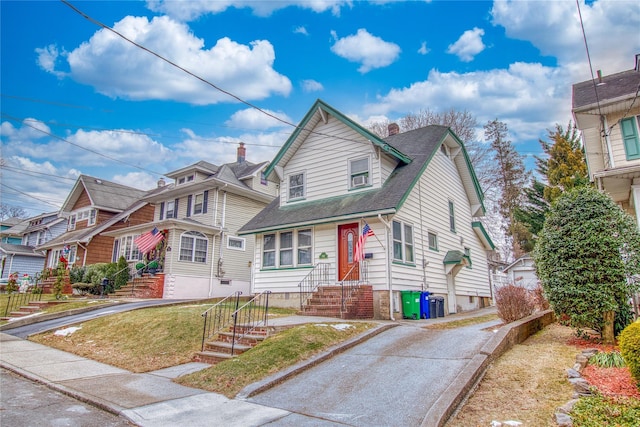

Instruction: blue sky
[1,0,639,217]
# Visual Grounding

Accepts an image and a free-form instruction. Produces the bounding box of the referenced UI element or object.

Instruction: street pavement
[0,306,503,427]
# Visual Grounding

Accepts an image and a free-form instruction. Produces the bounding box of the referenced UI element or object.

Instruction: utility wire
[0,182,63,209]
[1,113,164,177]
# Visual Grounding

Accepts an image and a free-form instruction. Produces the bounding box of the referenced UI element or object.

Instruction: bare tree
[0,204,28,221]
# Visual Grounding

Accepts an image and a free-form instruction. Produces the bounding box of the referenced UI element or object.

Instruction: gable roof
[61,175,148,214]
[239,120,485,234]
[0,243,46,258]
[264,99,411,179]
[572,66,640,112]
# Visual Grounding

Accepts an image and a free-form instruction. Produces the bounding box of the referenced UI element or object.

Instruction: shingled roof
[572,57,640,111]
[239,124,480,234]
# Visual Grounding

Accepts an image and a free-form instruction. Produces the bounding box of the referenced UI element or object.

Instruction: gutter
[378,213,394,321]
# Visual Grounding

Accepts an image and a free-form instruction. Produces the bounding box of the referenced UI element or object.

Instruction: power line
[1,113,165,177]
[0,183,63,210]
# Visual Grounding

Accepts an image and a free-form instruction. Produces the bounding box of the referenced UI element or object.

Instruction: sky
[1,0,639,218]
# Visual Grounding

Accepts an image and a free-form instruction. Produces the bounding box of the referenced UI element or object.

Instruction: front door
[338,223,359,281]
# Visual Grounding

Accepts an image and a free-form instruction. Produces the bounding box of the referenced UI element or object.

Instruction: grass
[589,351,626,368]
[175,322,374,398]
[423,313,499,329]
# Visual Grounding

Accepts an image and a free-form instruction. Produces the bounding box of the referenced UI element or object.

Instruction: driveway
[247,319,501,427]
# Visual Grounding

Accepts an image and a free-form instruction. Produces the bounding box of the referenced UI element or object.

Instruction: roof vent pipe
[157,177,166,188]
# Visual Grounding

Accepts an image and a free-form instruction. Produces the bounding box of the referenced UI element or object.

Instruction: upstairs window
[428,232,438,251]
[89,209,97,226]
[449,200,456,233]
[288,172,305,200]
[68,215,76,231]
[621,116,640,160]
[162,199,178,219]
[193,193,204,215]
[349,157,370,188]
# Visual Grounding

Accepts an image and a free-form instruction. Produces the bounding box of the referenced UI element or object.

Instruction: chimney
[157,177,166,188]
[388,123,400,136]
[635,53,640,72]
[237,142,246,163]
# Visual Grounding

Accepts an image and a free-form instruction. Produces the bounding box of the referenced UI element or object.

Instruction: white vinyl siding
[261,228,313,269]
[349,157,370,188]
[279,116,385,207]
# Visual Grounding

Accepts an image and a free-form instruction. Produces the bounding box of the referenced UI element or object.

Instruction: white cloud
[491,0,640,79]
[112,172,159,190]
[294,26,309,36]
[447,27,485,62]
[363,62,570,147]
[42,15,291,105]
[330,28,401,73]
[417,41,430,55]
[146,0,351,20]
[225,108,292,130]
[35,44,67,79]
[301,79,324,92]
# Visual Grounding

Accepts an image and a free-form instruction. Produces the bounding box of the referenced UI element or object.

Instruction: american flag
[134,227,164,254]
[354,223,375,262]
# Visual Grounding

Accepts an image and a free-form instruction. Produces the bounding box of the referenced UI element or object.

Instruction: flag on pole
[134,227,164,254]
[354,223,375,262]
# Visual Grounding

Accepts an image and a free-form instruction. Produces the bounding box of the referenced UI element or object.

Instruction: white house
[239,100,495,319]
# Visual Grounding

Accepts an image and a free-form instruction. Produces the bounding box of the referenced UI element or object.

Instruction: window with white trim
[37,231,45,246]
[116,235,141,261]
[89,209,97,226]
[227,236,245,251]
[428,232,438,251]
[68,215,76,230]
[288,172,305,200]
[349,157,370,188]
[262,228,313,268]
[392,220,414,263]
[621,116,640,160]
[165,200,177,219]
[193,193,204,215]
[179,231,208,263]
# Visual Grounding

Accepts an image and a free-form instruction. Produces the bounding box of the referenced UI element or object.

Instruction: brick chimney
[388,123,400,136]
[237,142,246,163]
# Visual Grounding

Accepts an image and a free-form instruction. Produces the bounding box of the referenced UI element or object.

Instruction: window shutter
[621,117,640,160]
[159,202,165,220]
[174,198,179,218]
[187,195,192,217]
[203,190,209,214]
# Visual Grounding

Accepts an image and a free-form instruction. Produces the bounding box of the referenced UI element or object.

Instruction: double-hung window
[118,235,141,261]
[288,173,305,200]
[179,231,208,263]
[68,215,76,230]
[193,193,204,215]
[621,116,640,160]
[88,209,97,226]
[262,228,313,268]
[392,220,414,264]
[349,157,370,188]
[428,232,438,251]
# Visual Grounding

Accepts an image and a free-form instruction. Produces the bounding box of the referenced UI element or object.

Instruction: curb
[0,301,124,331]
[420,309,555,427]
[236,322,399,400]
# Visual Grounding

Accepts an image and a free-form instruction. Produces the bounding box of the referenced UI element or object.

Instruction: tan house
[572,53,640,226]
[105,144,277,298]
[239,99,495,319]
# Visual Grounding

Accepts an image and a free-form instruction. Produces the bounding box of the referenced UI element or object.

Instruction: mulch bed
[568,336,640,399]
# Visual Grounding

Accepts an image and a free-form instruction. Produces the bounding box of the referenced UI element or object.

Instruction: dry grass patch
[176,322,375,398]
[29,301,298,372]
[424,313,500,330]
[448,323,578,426]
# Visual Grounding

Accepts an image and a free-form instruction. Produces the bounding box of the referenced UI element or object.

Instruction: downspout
[378,213,394,321]
[218,188,228,277]
[209,188,220,296]
[78,242,88,267]
[418,176,426,291]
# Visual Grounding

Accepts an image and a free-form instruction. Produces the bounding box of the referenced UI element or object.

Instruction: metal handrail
[228,290,271,355]
[200,291,243,351]
[340,261,369,312]
[298,263,332,310]
[2,281,44,317]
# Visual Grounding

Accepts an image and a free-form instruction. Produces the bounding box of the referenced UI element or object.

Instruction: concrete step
[193,351,235,364]
[203,340,252,355]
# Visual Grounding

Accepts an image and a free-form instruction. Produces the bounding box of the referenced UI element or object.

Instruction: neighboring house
[239,99,495,319]
[38,175,153,269]
[105,143,277,298]
[0,243,45,280]
[502,255,538,290]
[572,53,640,227]
[21,211,67,248]
[1,217,28,244]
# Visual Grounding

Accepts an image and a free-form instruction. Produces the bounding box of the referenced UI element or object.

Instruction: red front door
[338,223,359,281]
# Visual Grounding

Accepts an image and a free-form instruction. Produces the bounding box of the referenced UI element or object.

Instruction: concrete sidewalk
[0,306,531,427]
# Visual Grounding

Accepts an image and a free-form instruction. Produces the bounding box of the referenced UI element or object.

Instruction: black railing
[201,291,243,351]
[298,263,332,310]
[340,261,368,312]
[2,284,44,317]
[228,291,271,356]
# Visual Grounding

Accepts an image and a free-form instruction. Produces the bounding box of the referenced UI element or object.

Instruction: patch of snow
[314,323,354,331]
[8,312,42,322]
[54,326,82,336]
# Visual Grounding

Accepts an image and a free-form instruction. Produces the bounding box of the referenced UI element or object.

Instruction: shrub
[618,320,640,388]
[69,265,86,284]
[494,284,536,323]
[114,256,129,290]
[589,351,625,368]
[530,284,550,311]
[72,282,99,295]
[6,272,19,293]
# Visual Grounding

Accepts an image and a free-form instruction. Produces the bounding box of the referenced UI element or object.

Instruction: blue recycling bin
[420,291,430,319]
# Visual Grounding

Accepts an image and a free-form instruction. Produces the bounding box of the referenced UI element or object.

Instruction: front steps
[194,324,270,364]
[110,273,164,299]
[300,285,374,319]
[0,300,65,321]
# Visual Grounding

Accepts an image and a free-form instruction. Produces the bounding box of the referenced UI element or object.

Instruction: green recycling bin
[401,290,421,320]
